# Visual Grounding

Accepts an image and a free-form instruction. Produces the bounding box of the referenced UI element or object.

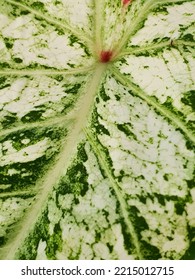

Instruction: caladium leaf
[0,0,194,260]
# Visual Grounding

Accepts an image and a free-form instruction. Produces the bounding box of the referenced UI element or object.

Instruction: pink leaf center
[100,50,113,63]
[122,0,132,6]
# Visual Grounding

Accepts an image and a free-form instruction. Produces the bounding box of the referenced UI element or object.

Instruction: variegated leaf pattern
[0,0,194,260]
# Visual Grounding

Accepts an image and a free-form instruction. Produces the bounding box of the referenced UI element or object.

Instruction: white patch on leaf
[129,2,195,45]
[0,138,50,166]
[117,50,192,108]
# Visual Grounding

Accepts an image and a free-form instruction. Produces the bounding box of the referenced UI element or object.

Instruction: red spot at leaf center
[100,50,113,63]
[122,0,132,6]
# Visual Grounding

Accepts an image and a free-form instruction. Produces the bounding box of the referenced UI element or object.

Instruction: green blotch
[0,62,9,69]
[57,180,71,195]
[0,156,48,191]
[54,75,64,82]
[0,77,11,90]
[54,1,61,5]
[115,94,120,101]
[140,240,161,260]
[26,63,39,69]
[181,228,195,260]
[127,205,161,259]
[96,122,110,136]
[163,174,169,181]
[0,236,5,246]
[20,10,30,15]
[163,96,185,120]
[31,1,45,10]
[77,144,88,162]
[187,179,195,189]
[181,90,195,110]
[69,34,91,57]
[57,148,89,197]
[21,110,45,122]
[67,63,75,68]
[4,38,14,49]
[119,217,135,255]
[96,97,100,103]
[0,76,6,85]
[16,211,50,260]
[65,83,81,94]
[182,34,194,41]
[153,5,168,14]
[95,231,101,243]
[148,137,154,144]
[0,126,65,191]
[106,243,114,254]
[175,199,185,215]
[117,123,136,139]
[13,57,23,63]
[46,223,62,260]
[68,163,89,196]
[117,169,125,182]
[57,29,65,35]
[118,57,126,64]
[156,194,166,206]
[91,109,110,136]
[69,34,78,46]
[99,85,110,101]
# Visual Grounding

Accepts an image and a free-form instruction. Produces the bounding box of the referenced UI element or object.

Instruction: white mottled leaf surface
[0,0,194,260]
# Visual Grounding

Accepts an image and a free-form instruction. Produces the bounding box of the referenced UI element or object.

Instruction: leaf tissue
[0,0,195,260]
